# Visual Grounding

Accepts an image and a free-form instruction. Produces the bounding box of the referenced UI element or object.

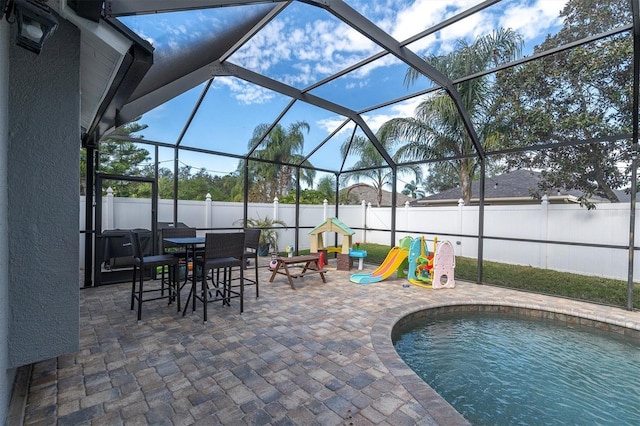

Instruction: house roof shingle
[341,183,414,207]
[412,170,630,206]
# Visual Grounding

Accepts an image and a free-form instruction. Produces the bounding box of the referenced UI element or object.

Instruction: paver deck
[17,259,640,425]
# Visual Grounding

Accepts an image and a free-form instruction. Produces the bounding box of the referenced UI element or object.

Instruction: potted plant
[243,215,287,256]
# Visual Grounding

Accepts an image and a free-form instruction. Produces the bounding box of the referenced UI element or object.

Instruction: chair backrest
[129,231,142,260]
[244,228,261,251]
[161,226,196,253]
[204,232,245,260]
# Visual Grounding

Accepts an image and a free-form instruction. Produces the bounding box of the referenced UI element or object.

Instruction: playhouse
[308,218,355,270]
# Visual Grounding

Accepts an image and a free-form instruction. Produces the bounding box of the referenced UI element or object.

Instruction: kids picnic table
[268,254,327,290]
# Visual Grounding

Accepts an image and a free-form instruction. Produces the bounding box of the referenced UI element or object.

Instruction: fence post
[273,197,279,220]
[361,200,367,242]
[457,198,464,256]
[323,199,328,246]
[404,201,410,233]
[540,195,549,268]
[106,186,114,230]
[205,193,212,229]
[273,197,279,252]
[366,202,372,243]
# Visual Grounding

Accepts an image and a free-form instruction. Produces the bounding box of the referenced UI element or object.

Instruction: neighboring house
[411,169,630,206]
[341,183,415,207]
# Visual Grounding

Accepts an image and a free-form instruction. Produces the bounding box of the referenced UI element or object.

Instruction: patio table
[163,236,205,288]
[268,254,326,289]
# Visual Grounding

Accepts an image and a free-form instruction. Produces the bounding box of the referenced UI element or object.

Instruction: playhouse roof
[309,218,355,236]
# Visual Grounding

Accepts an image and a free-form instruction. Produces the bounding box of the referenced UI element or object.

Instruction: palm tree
[316,175,336,202]
[245,121,316,202]
[382,28,523,205]
[341,133,421,207]
[402,180,425,199]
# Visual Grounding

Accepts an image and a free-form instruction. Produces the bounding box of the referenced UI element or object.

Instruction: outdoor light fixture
[1,0,58,54]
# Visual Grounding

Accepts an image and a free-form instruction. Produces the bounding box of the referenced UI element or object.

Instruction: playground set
[305,218,455,289]
[349,235,455,289]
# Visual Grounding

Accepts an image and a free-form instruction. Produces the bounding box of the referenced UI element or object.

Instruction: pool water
[393,311,640,425]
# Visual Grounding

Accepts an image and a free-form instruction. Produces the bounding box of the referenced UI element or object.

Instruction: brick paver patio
[17,259,640,425]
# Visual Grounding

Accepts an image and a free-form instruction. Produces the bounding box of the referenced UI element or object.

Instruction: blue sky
[118,0,568,191]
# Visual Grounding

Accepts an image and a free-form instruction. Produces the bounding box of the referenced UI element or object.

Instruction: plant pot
[257,243,270,256]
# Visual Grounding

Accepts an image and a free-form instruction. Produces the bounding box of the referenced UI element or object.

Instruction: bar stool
[242,228,261,297]
[187,232,245,322]
[129,230,180,321]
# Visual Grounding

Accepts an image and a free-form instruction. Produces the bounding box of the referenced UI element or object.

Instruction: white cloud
[229,2,490,101]
[499,0,567,40]
[345,79,371,90]
[317,116,352,135]
[133,0,570,109]
[213,77,275,105]
[230,8,381,90]
[360,96,424,133]
[390,0,478,42]
[316,95,424,137]
[392,0,567,56]
[234,20,291,73]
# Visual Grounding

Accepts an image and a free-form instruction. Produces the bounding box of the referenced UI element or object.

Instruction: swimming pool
[393,309,640,425]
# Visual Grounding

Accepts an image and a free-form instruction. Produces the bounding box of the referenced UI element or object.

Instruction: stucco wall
[1,14,11,424]
[7,19,80,367]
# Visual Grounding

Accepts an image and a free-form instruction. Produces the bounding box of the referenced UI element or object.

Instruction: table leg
[314,260,327,283]
[281,262,296,289]
[181,283,193,316]
[181,266,199,317]
[268,260,297,289]
[268,261,281,283]
[181,243,195,291]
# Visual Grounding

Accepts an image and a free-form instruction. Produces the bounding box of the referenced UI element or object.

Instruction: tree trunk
[459,161,472,205]
[595,174,620,202]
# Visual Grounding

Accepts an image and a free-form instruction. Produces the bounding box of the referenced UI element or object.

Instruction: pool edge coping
[371,286,640,425]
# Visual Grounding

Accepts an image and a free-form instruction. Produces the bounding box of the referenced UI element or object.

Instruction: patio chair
[189,232,245,322]
[129,230,181,321]
[242,228,261,297]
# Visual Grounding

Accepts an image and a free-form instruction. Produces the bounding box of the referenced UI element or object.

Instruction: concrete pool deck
[17,260,640,425]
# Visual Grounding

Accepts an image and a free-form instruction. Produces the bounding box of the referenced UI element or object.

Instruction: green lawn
[289,242,640,310]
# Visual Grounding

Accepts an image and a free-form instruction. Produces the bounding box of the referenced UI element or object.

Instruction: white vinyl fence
[80,190,640,281]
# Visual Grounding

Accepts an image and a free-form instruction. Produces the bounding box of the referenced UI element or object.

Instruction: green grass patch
[354,242,640,310]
